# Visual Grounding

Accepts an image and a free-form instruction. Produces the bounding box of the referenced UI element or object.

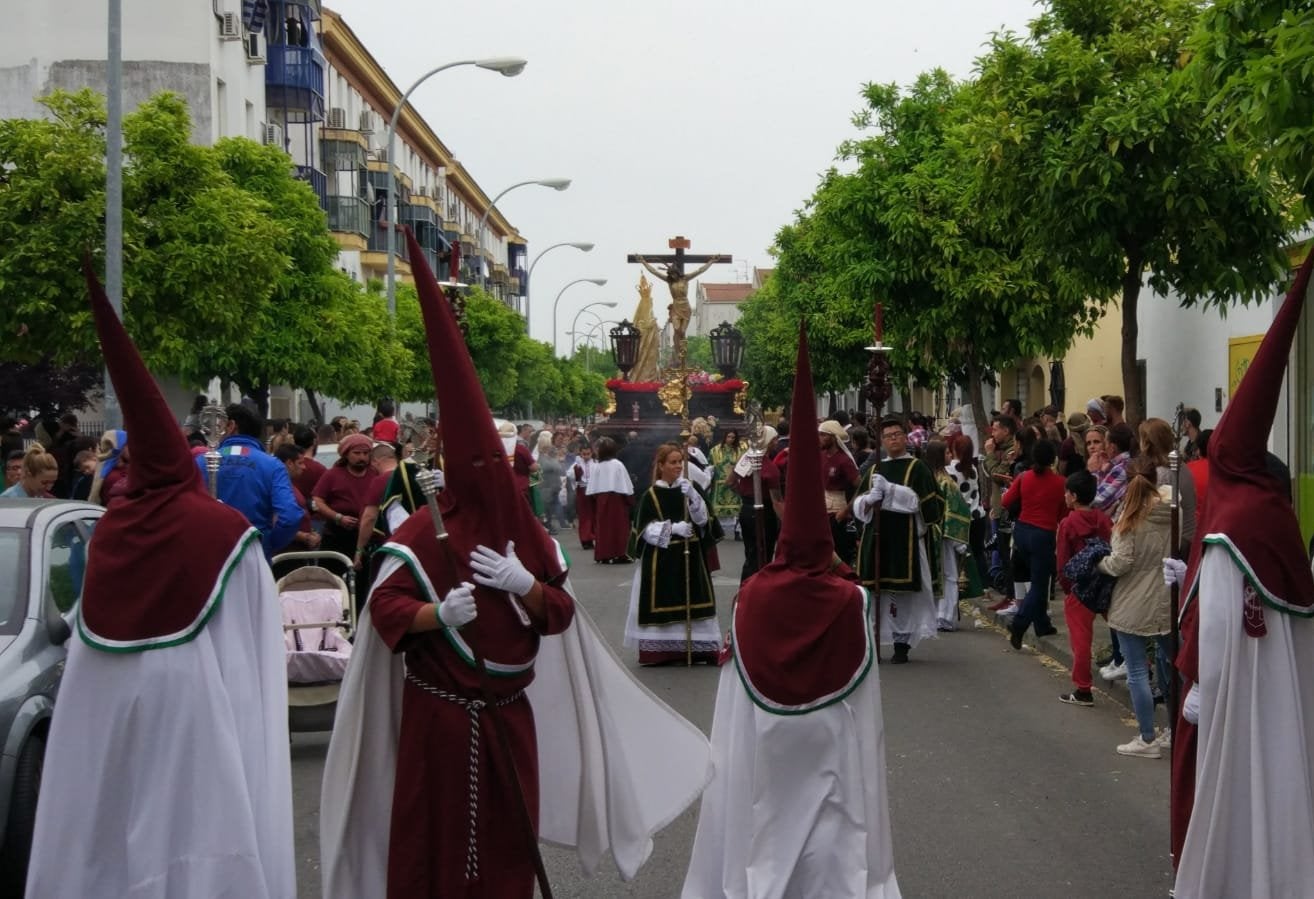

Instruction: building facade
[1,1,530,421]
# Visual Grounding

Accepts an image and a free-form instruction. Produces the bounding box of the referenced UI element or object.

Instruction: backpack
[1062,537,1116,614]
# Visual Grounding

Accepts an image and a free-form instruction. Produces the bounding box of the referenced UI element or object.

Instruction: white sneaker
[1154,728,1173,750]
[997,602,1018,618]
[1116,736,1162,759]
[1101,661,1128,682]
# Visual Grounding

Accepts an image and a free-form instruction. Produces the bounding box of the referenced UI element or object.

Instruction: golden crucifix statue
[627,236,732,370]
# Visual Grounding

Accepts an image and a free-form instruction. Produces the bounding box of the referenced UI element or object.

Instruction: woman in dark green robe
[624,442,721,665]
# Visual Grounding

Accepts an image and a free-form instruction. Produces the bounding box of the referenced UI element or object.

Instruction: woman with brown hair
[1139,417,1198,557]
[624,443,719,665]
[0,443,58,498]
[1098,458,1174,758]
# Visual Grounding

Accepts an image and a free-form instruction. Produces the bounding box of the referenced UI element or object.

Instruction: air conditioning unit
[358,110,374,134]
[327,107,347,130]
[262,123,284,148]
[219,12,242,40]
[374,148,389,164]
[244,33,264,63]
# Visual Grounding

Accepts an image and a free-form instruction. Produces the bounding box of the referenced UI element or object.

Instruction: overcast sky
[326,0,1043,353]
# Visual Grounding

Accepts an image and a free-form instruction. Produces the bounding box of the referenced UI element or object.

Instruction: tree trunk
[233,379,270,421]
[899,386,913,417]
[1120,251,1146,427]
[965,351,989,450]
[827,390,838,416]
[305,389,323,426]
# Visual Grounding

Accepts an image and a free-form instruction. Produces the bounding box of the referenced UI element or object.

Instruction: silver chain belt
[404,670,524,882]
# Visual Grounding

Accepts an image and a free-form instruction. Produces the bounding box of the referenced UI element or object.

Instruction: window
[0,530,25,634]
[45,520,89,615]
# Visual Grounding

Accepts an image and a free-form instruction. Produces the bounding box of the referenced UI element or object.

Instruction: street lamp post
[385,56,527,316]
[569,301,618,355]
[571,319,620,372]
[474,179,571,293]
[551,278,607,355]
[525,241,593,335]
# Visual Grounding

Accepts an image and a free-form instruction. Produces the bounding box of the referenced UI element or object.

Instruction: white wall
[1139,284,1277,431]
[0,0,267,144]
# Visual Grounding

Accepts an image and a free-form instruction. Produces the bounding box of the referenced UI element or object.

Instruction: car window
[0,529,24,634]
[46,520,88,614]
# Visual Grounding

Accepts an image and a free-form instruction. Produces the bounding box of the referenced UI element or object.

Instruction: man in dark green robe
[853,418,945,663]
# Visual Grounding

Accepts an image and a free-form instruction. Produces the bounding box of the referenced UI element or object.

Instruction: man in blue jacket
[199,403,302,559]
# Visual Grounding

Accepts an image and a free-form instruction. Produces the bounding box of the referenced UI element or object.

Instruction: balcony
[367,222,410,262]
[321,134,366,172]
[327,196,369,238]
[401,203,437,229]
[266,44,325,122]
[294,165,327,209]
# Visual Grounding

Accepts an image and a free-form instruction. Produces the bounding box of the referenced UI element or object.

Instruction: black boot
[891,642,911,664]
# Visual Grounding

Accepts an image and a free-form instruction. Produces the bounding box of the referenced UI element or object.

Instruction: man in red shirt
[293,425,326,497]
[313,434,384,602]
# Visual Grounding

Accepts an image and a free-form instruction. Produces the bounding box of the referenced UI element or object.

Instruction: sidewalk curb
[963,590,1138,709]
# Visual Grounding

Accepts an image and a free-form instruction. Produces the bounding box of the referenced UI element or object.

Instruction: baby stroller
[273,551,356,733]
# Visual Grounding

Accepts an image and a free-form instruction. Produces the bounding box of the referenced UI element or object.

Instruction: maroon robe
[574,462,595,547]
[369,513,573,898]
[592,492,635,562]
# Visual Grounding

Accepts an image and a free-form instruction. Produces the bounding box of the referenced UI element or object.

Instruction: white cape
[1174,545,1314,899]
[26,543,295,899]
[320,554,713,898]
[682,652,901,898]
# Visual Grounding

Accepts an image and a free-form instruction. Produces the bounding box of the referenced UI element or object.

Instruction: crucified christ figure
[634,254,721,368]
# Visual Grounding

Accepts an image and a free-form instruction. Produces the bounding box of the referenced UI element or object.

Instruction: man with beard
[313,433,384,591]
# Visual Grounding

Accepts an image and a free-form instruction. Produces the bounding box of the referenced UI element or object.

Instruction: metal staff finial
[198,404,228,499]
[415,468,449,541]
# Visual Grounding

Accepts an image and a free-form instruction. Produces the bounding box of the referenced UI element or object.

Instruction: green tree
[0,90,287,371]
[1191,0,1314,201]
[182,137,402,417]
[971,0,1293,422]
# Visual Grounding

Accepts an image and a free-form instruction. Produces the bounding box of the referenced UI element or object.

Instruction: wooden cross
[626,235,732,279]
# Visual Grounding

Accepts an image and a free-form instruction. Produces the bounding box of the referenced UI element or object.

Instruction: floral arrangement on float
[605,374,746,394]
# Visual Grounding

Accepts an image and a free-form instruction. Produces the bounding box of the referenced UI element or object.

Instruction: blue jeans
[1009,522,1055,635]
[1116,630,1172,741]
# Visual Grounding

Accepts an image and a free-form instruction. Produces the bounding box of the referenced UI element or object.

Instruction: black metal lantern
[708,320,745,378]
[609,320,640,380]
[1049,359,1067,412]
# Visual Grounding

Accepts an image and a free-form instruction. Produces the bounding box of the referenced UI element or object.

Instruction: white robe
[682,592,901,899]
[1174,544,1314,899]
[26,542,295,899]
[854,479,938,649]
[320,553,714,897]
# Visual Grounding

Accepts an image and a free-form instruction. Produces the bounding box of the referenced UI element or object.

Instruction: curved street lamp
[569,301,619,355]
[551,278,607,355]
[385,56,527,315]
[525,241,593,335]
[474,178,572,292]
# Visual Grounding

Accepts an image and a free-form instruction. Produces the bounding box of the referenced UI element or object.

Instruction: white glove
[866,474,890,503]
[437,581,478,628]
[675,477,695,496]
[1183,683,1200,724]
[469,541,536,597]
[431,469,446,490]
[672,521,694,538]
[1163,557,1187,589]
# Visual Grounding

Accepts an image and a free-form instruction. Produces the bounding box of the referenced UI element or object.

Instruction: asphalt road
[291,530,1173,898]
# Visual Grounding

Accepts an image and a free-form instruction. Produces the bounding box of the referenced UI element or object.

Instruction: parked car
[0,499,101,895]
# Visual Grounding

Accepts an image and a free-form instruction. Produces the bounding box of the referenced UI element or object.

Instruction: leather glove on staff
[671,522,695,538]
[438,581,479,628]
[470,541,536,597]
